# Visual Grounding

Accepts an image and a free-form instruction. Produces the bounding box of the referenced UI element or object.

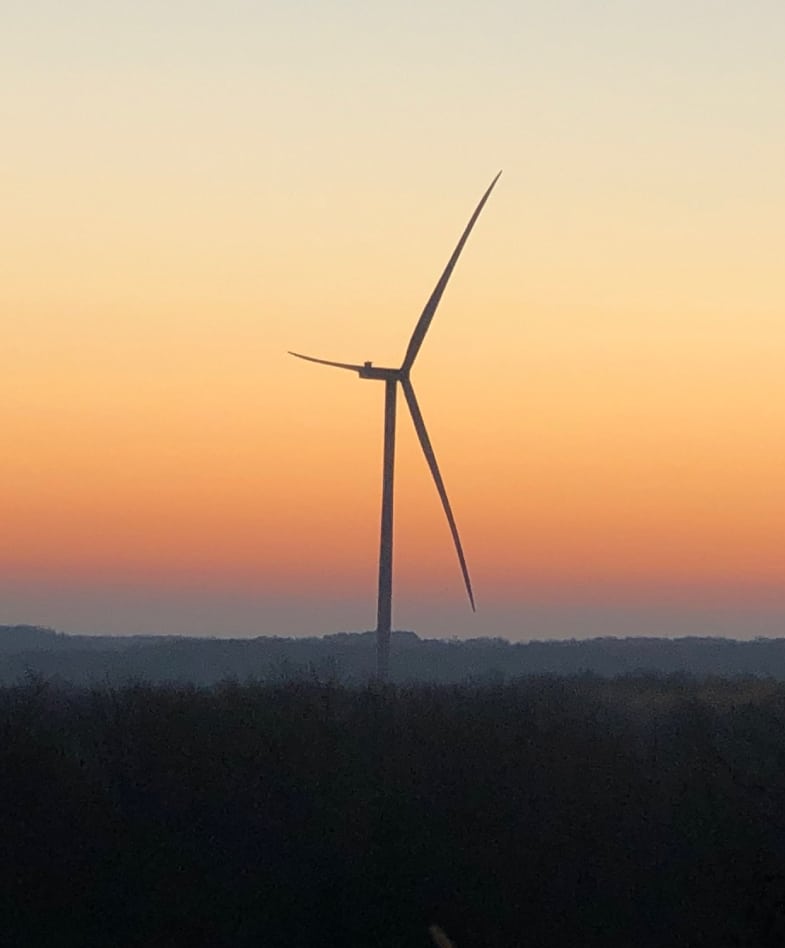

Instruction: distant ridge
[3,625,785,684]
[0,625,182,653]
[0,625,61,652]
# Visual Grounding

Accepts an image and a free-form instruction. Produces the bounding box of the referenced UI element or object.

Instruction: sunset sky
[4,1,785,639]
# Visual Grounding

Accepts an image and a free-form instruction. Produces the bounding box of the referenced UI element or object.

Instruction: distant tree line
[5,624,785,684]
[3,673,785,946]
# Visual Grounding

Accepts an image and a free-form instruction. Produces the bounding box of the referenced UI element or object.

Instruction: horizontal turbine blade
[288,351,365,373]
[401,377,475,611]
[400,171,502,373]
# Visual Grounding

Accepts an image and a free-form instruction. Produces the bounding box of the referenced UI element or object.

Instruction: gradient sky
[4,1,785,639]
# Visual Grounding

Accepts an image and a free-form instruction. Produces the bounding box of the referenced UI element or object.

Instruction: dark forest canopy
[4,674,785,946]
[4,624,785,684]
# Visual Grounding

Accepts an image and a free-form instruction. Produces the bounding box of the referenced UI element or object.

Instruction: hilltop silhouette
[4,625,785,684]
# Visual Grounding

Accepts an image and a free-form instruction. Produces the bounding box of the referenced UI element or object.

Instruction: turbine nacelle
[359,362,402,382]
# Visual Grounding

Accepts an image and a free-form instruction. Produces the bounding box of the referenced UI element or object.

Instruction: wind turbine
[290,172,501,680]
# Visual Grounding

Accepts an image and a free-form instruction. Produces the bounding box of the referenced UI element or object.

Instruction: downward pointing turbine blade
[288,351,365,373]
[401,171,502,372]
[401,377,476,611]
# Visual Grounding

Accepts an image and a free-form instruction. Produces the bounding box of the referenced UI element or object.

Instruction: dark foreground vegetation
[4,675,785,946]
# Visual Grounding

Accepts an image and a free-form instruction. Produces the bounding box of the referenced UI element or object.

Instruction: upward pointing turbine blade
[401,377,475,611]
[400,171,502,373]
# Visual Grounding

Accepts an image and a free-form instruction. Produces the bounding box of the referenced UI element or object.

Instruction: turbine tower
[290,172,501,680]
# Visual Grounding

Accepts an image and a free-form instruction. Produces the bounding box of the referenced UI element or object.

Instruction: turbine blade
[401,378,475,611]
[401,171,502,372]
[288,351,365,373]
